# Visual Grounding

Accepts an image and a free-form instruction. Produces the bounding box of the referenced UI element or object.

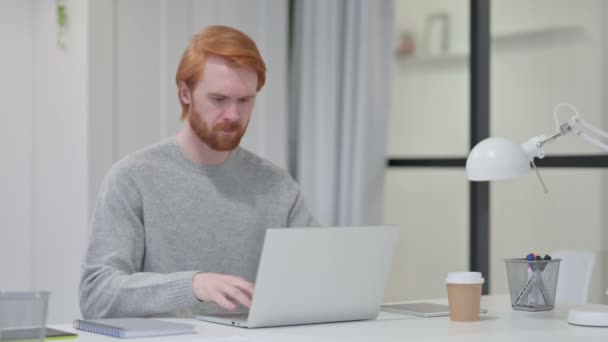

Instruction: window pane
[491,0,604,155]
[388,0,470,157]
[490,0,608,303]
[382,169,469,301]
[490,169,605,303]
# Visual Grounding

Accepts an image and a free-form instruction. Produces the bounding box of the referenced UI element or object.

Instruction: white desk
[51,295,607,342]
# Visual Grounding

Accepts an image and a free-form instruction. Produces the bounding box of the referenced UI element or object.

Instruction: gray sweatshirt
[79,137,317,318]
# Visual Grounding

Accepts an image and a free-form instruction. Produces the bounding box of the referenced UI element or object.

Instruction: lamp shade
[466,137,531,181]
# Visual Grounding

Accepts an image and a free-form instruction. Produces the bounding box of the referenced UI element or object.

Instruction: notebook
[72,318,194,338]
[196,226,400,328]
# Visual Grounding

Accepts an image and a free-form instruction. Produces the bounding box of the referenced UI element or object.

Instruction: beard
[188,110,248,151]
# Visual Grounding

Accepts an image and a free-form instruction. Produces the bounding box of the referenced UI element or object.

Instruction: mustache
[213,121,241,132]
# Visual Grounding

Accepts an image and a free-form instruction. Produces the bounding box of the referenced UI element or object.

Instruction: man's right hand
[192,272,255,311]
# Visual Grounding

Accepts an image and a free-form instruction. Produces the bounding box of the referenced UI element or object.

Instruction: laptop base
[196,313,249,328]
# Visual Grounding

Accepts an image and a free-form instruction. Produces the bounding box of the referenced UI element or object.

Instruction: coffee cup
[445,272,484,322]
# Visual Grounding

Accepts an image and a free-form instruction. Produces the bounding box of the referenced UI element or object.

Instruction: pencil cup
[505,258,560,311]
[0,291,49,342]
[445,272,484,322]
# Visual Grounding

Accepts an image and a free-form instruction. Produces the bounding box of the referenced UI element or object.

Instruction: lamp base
[568,304,608,327]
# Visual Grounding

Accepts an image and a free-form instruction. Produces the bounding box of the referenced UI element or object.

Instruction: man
[79,25,317,319]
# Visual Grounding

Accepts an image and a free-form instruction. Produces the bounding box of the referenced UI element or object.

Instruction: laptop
[196,226,399,328]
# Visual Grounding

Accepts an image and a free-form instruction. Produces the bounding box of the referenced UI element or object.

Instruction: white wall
[33,0,89,323]
[0,0,34,291]
[0,0,89,323]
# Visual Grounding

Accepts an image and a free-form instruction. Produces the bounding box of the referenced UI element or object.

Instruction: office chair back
[551,250,596,305]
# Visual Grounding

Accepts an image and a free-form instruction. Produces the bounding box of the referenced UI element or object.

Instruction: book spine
[73,320,122,338]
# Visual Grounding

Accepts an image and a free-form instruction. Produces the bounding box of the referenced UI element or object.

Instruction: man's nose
[221,102,239,122]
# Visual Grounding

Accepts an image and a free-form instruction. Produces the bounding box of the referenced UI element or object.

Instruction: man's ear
[179,82,191,105]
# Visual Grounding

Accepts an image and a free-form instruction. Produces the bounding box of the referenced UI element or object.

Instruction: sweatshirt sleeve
[79,163,199,319]
[287,190,320,227]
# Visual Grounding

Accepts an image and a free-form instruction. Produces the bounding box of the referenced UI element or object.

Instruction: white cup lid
[445,272,485,284]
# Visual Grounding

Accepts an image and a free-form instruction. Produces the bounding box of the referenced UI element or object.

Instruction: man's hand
[192,272,255,310]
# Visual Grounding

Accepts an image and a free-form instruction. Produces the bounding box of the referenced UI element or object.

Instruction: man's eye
[238,98,251,103]
[213,97,227,102]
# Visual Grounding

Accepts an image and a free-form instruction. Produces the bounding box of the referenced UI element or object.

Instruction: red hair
[175,25,266,120]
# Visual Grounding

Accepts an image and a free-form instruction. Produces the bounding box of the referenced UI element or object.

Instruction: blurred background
[1,0,607,323]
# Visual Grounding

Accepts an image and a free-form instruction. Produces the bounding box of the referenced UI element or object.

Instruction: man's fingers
[211,291,237,311]
[192,273,255,309]
[228,277,255,297]
[222,286,252,308]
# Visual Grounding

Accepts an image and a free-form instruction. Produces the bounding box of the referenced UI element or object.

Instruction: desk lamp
[465,103,608,327]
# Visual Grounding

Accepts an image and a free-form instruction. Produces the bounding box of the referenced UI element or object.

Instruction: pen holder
[0,291,49,342]
[504,258,561,311]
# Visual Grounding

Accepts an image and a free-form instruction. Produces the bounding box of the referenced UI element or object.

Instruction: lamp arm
[523,114,608,160]
[518,109,607,194]
[578,132,608,151]
[573,117,608,151]
[576,117,608,140]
